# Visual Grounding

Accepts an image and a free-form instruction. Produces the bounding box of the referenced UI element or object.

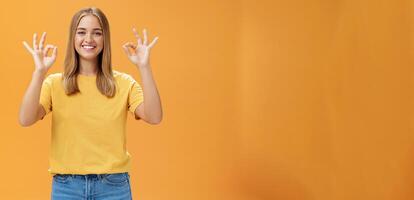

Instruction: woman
[18,7,162,200]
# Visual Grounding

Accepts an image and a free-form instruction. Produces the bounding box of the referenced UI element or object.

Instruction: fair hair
[63,7,116,97]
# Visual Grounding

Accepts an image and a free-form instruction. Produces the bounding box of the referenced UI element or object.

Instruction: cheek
[97,37,103,45]
[97,39,104,50]
[74,37,82,47]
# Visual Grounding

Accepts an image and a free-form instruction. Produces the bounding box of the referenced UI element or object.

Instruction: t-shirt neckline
[78,73,97,78]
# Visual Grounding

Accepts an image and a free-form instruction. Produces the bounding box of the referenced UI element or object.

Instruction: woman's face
[74,15,104,61]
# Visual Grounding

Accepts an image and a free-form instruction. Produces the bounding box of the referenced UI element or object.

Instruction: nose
[85,33,94,42]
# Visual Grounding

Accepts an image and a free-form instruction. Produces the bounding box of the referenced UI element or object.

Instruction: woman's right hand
[23,32,57,74]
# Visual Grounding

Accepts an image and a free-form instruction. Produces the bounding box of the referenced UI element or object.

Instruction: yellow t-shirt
[39,70,144,176]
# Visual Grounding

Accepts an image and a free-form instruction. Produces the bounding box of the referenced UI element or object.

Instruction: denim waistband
[55,172,128,180]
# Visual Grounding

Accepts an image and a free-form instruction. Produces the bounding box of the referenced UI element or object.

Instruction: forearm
[19,70,46,126]
[138,66,163,123]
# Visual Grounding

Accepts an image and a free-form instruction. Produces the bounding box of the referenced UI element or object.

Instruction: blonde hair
[63,7,116,97]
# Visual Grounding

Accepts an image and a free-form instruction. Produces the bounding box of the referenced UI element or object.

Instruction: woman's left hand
[122,28,158,69]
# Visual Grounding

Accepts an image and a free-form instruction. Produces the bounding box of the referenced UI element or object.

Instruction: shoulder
[46,72,62,79]
[112,70,137,84]
[44,72,63,84]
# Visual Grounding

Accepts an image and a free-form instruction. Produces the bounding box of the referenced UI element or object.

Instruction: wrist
[135,63,151,68]
[137,64,152,71]
[33,69,47,78]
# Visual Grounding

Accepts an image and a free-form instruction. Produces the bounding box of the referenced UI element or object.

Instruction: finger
[51,46,58,60]
[138,37,142,46]
[122,43,132,56]
[33,33,38,50]
[132,27,140,40]
[39,32,47,50]
[43,44,54,56]
[148,36,159,49]
[143,28,148,46]
[22,41,34,54]
[133,28,142,45]
[124,42,136,49]
[123,42,137,55]
[129,42,137,49]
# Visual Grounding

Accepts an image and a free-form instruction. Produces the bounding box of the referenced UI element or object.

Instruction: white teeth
[82,45,95,49]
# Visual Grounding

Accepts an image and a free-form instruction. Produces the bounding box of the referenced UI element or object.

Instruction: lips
[82,44,96,51]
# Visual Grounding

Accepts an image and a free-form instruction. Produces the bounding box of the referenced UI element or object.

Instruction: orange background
[1,0,414,199]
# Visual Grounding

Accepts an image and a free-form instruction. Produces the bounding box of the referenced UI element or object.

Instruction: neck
[79,57,98,75]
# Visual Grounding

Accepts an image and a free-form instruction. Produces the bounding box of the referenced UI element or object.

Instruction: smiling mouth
[82,44,96,50]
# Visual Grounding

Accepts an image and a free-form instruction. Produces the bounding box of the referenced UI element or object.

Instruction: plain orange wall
[231,0,414,200]
[1,0,414,200]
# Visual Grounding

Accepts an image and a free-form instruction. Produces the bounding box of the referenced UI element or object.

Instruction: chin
[77,51,101,59]
[80,54,99,60]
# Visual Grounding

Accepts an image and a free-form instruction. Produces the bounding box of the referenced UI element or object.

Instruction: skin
[18,14,162,126]
[75,15,104,75]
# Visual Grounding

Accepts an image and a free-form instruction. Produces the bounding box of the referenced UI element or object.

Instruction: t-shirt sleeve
[128,77,144,119]
[39,75,53,119]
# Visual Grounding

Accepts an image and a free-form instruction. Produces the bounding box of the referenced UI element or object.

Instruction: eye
[77,31,86,35]
[95,32,102,36]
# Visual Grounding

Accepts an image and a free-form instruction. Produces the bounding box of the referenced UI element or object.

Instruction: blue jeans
[51,172,132,200]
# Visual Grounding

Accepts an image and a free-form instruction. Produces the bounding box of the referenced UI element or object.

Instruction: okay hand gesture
[122,28,158,69]
[23,32,57,73]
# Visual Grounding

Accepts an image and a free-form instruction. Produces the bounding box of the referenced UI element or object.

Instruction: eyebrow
[76,27,103,31]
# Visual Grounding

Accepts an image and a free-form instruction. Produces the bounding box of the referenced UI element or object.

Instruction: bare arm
[134,67,162,124]
[123,28,162,124]
[18,32,57,127]
[19,70,47,126]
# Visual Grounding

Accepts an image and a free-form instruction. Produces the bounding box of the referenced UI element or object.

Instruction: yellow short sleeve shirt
[39,70,144,176]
